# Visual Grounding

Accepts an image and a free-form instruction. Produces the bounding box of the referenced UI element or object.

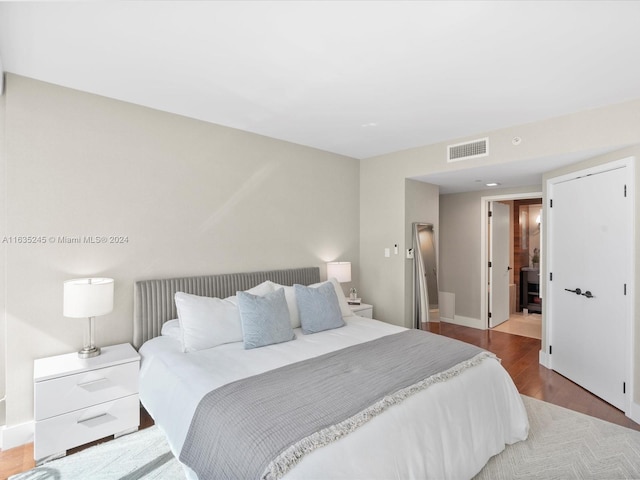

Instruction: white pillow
[226,281,275,306]
[175,292,243,352]
[161,319,181,340]
[268,282,301,328]
[174,281,276,352]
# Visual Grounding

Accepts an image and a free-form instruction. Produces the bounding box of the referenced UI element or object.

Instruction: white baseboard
[442,315,484,330]
[628,400,640,425]
[538,349,551,368]
[1,421,34,450]
[438,292,455,321]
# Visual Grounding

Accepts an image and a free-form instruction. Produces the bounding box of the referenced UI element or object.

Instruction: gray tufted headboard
[133,267,320,348]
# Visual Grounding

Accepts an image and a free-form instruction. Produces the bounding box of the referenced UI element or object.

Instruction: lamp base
[78,346,101,359]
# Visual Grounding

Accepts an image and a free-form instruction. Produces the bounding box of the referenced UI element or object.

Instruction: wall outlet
[384,248,390,258]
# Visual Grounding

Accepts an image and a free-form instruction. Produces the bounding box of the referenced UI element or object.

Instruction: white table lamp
[326,261,351,283]
[64,277,114,358]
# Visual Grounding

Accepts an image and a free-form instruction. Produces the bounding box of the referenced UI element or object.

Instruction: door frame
[545,156,635,417]
[480,191,542,330]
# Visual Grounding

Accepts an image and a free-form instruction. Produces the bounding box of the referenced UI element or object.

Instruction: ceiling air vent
[447,137,489,162]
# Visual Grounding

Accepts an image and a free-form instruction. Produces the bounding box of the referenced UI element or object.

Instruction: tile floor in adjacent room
[492,312,542,339]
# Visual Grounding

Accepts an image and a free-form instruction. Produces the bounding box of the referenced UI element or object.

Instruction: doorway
[480,192,542,337]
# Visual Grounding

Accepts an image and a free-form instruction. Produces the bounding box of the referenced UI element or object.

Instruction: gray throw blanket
[180,329,492,480]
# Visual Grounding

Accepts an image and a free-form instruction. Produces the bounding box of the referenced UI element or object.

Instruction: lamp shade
[326,262,351,283]
[63,278,114,318]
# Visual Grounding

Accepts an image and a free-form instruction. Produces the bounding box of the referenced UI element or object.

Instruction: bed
[135,267,528,479]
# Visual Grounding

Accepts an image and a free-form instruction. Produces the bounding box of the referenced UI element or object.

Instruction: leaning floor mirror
[413,222,439,327]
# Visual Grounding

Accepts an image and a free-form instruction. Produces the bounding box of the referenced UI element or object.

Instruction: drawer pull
[77,378,111,392]
[77,412,116,428]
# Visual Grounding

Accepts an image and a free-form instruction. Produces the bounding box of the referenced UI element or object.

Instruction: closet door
[548,165,630,410]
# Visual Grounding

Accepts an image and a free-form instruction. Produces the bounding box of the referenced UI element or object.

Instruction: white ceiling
[1,1,640,191]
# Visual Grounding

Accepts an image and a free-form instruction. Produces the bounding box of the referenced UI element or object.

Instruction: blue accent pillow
[294,282,345,334]
[237,288,295,349]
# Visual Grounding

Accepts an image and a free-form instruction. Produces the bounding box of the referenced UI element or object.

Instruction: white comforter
[139,317,529,479]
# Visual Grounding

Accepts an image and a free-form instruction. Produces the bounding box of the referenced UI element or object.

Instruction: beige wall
[1,74,360,428]
[439,185,541,326]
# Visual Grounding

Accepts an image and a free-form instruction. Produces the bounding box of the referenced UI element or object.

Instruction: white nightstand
[34,343,140,464]
[349,302,373,319]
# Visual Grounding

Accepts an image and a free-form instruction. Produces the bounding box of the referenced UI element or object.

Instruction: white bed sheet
[139,317,529,479]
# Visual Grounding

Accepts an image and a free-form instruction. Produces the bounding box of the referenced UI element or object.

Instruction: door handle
[507,266,513,271]
[581,290,594,298]
[564,288,582,295]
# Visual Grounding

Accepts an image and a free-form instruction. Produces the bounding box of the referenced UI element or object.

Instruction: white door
[549,166,629,410]
[489,201,510,328]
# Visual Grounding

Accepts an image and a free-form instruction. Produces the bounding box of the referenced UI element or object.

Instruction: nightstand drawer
[34,394,139,461]
[349,303,373,319]
[35,361,139,420]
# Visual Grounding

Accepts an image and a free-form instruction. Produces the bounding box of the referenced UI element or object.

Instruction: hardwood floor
[2,323,639,478]
[0,442,33,480]
[425,321,640,431]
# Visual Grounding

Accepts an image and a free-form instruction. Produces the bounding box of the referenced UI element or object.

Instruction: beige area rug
[12,396,640,479]
[475,396,640,479]
[492,313,542,339]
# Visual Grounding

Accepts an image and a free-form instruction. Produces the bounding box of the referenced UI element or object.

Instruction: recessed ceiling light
[485,182,501,187]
